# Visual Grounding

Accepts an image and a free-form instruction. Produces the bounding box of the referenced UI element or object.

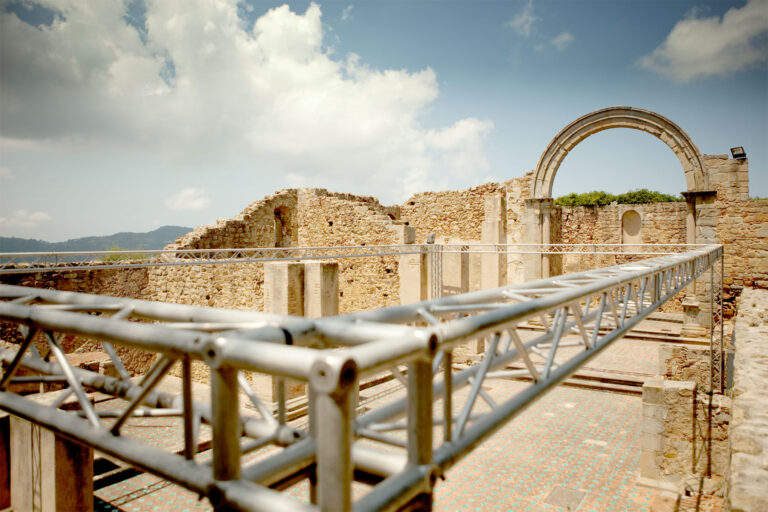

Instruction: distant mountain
[0,226,192,253]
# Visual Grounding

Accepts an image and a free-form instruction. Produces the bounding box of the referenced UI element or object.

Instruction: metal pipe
[211,366,241,482]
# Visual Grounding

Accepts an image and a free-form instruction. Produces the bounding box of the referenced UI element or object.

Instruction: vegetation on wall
[554,189,684,207]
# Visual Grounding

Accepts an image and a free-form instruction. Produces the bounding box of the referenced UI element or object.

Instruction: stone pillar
[264,261,305,317]
[681,190,718,329]
[639,377,665,486]
[481,194,507,290]
[262,261,306,402]
[304,261,339,319]
[680,301,707,338]
[398,226,427,304]
[523,198,553,281]
[441,238,469,296]
[10,416,94,512]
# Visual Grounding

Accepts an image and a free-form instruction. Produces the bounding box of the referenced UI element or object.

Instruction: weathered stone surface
[726,289,768,512]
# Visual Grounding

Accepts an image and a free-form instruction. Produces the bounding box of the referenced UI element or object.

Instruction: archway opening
[551,129,686,199]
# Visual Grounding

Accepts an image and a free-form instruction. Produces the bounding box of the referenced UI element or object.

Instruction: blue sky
[1,0,766,241]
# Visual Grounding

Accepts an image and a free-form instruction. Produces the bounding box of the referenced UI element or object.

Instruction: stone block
[263,262,304,316]
[643,377,664,404]
[304,261,339,318]
[641,432,662,451]
[399,250,428,304]
[10,416,93,512]
[640,449,660,479]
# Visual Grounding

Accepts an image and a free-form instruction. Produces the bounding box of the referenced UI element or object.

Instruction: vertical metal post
[408,356,434,509]
[443,351,452,443]
[720,254,725,391]
[312,357,357,512]
[182,357,195,460]
[211,366,241,483]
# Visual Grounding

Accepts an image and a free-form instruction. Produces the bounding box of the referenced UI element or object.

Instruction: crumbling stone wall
[641,377,730,490]
[726,288,768,512]
[143,187,407,314]
[295,188,402,312]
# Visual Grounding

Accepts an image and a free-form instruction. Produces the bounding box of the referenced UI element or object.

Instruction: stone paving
[92,318,698,511]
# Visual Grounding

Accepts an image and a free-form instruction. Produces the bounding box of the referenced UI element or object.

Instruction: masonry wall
[0,267,156,374]
[726,288,768,512]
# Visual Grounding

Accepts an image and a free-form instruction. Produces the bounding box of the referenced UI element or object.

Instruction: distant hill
[0,226,192,253]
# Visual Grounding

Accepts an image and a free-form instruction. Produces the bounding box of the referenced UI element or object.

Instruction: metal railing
[0,244,723,511]
[0,243,701,274]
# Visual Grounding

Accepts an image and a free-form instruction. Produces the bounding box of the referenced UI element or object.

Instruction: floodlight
[730,147,746,159]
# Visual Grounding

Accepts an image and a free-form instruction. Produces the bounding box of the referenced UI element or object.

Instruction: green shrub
[554,188,683,207]
[616,188,683,204]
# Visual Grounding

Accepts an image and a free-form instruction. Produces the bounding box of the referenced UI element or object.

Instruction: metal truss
[0,243,702,274]
[710,255,725,393]
[0,245,723,511]
[0,245,422,274]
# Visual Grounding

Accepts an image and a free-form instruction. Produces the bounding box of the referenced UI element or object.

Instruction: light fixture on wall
[730,146,747,159]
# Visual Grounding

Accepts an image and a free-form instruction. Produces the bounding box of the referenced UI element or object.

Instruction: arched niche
[621,209,642,244]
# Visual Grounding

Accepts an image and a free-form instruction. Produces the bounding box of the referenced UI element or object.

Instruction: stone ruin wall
[559,201,689,312]
[146,187,406,315]
[1,154,766,367]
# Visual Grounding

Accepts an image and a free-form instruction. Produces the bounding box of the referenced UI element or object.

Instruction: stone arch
[531,106,707,198]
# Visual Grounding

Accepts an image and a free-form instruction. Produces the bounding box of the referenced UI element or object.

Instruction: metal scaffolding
[0,244,723,511]
[0,243,698,274]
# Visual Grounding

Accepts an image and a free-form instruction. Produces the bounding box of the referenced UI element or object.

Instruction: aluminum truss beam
[0,243,699,274]
[0,245,723,511]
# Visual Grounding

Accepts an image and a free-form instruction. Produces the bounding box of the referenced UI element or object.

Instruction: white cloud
[551,31,574,51]
[0,210,52,228]
[0,167,12,180]
[638,0,768,82]
[505,0,537,38]
[0,1,493,204]
[165,188,211,211]
[341,4,354,22]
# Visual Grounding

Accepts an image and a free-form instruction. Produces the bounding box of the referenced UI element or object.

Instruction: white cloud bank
[0,1,493,203]
[165,187,211,211]
[638,0,768,82]
[0,210,52,228]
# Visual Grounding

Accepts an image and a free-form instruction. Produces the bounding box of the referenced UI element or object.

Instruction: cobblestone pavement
[94,318,693,511]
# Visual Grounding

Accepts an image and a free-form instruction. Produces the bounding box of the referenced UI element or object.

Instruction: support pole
[211,366,241,484]
[406,356,435,509]
[311,356,357,512]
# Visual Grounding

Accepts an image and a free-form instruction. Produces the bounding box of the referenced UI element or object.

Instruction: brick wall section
[726,289,768,512]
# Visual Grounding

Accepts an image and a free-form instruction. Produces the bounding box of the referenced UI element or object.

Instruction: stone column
[10,415,94,512]
[681,190,718,329]
[441,238,469,296]
[523,198,553,281]
[264,261,305,317]
[481,194,507,290]
[262,261,306,402]
[304,261,339,319]
[398,226,427,304]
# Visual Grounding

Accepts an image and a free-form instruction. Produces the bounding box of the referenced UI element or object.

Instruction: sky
[1,0,766,242]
